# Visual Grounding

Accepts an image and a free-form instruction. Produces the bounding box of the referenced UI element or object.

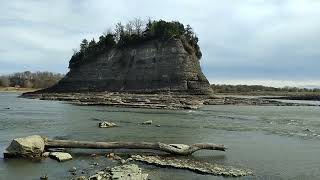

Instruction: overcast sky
[1,0,319,87]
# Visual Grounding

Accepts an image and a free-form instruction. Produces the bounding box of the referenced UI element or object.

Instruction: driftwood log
[46,140,226,155]
[4,135,226,158]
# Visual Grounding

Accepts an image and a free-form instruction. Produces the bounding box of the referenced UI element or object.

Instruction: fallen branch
[46,140,226,155]
[4,135,226,158]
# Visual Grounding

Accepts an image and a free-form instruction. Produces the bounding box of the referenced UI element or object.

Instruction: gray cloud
[0,0,319,86]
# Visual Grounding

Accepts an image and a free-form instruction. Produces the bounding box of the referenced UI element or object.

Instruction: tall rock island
[24,19,213,109]
[49,38,211,94]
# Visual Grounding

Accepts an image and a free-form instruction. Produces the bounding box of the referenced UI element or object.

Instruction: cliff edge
[45,37,211,94]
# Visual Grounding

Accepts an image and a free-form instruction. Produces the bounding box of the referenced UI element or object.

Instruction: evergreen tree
[80,39,89,52]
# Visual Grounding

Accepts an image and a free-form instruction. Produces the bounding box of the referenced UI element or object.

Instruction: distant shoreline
[214,91,319,96]
[0,87,39,93]
[214,92,320,101]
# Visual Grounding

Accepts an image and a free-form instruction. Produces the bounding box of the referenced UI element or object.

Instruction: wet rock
[99,121,117,128]
[110,164,148,180]
[69,167,77,172]
[89,171,110,180]
[84,164,147,180]
[49,152,72,162]
[73,176,87,180]
[42,152,50,158]
[88,174,103,180]
[90,162,99,166]
[106,153,122,161]
[131,155,253,177]
[96,171,105,175]
[5,135,45,158]
[304,128,312,132]
[141,120,152,125]
[120,158,133,164]
[40,175,48,180]
[3,151,14,158]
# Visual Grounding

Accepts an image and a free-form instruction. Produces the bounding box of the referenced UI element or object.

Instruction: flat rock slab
[49,152,72,162]
[81,164,148,180]
[110,164,148,180]
[99,121,117,128]
[22,93,207,110]
[132,155,253,177]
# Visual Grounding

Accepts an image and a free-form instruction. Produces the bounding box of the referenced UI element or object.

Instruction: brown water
[0,92,320,179]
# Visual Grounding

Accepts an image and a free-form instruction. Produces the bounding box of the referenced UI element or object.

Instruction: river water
[0,92,319,179]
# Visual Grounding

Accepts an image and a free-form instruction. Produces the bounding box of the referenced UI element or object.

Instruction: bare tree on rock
[132,18,144,36]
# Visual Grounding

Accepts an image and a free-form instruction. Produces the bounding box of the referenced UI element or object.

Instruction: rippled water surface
[0,93,320,179]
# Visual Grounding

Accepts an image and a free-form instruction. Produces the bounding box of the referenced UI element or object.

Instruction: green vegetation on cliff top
[69,19,201,69]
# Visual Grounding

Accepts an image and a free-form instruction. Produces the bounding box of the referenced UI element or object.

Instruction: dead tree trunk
[4,135,227,158]
[46,140,226,155]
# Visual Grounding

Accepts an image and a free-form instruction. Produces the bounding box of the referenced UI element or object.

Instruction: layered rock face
[45,38,212,95]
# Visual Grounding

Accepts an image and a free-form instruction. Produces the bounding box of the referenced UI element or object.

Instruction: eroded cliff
[46,37,212,95]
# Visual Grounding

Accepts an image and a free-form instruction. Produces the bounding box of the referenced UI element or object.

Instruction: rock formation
[5,135,45,158]
[131,155,253,177]
[22,20,215,109]
[41,37,212,95]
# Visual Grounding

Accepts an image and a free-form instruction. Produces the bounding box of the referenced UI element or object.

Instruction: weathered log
[45,140,226,155]
[4,135,226,158]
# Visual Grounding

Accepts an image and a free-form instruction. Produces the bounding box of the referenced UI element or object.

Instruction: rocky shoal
[21,92,317,110]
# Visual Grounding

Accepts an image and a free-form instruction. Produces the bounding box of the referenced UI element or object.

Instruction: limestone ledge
[21,92,316,110]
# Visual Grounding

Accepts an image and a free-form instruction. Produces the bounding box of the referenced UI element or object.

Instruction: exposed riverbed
[0,92,320,179]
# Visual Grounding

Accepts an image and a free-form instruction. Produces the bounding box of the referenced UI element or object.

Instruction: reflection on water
[0,93,320,179]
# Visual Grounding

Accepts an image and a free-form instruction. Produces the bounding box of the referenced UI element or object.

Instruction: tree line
[211,84,320,93]
[69,18,201,69]
[0,71,64,89]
